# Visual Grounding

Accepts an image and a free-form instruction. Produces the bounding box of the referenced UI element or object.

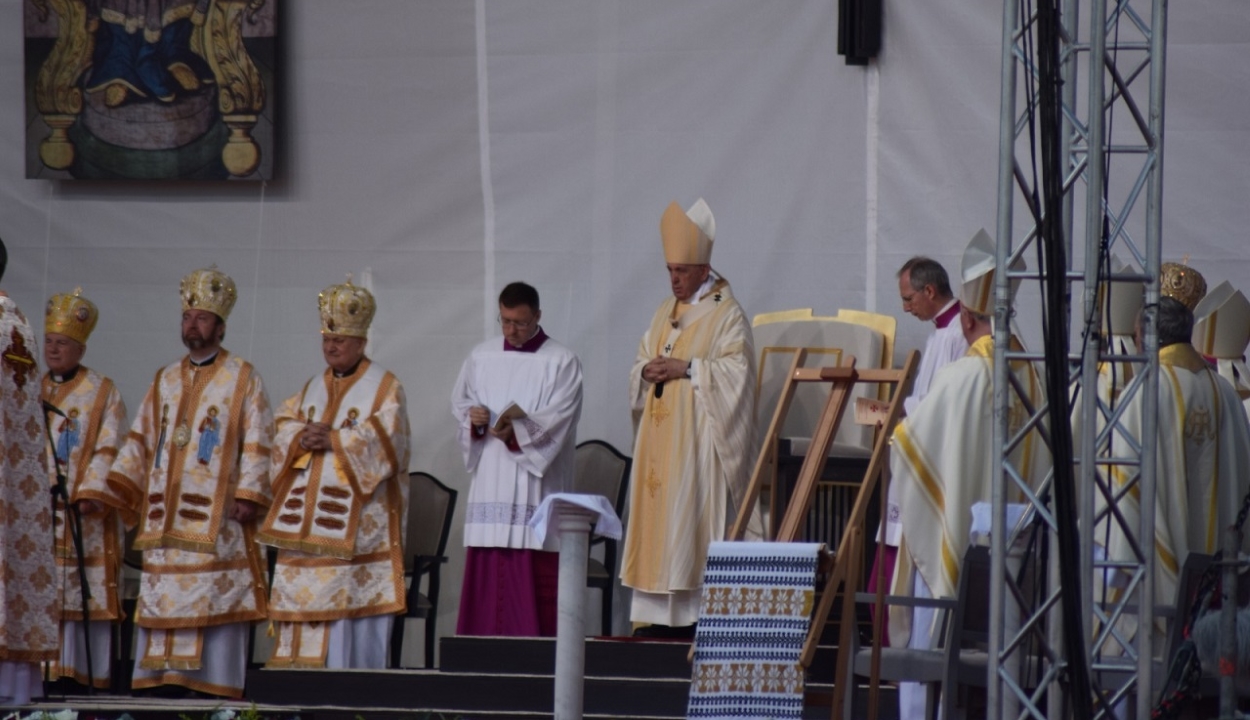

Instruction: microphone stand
[42,400,95,695]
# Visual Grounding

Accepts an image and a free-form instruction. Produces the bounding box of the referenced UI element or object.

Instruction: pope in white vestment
[620,199,760,633]
[259,278,411,668]
[41,289,128,690]
[452,282,583,637]
[92,267,274,698]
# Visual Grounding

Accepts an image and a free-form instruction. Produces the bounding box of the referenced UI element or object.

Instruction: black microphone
[43,400,67,418]
[654,381,664,399]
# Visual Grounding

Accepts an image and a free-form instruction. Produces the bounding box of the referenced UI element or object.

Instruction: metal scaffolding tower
[991,0,1165,717]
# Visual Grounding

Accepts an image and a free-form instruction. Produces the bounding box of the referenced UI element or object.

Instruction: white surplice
[452,335,583,551]
[902,300,969,418]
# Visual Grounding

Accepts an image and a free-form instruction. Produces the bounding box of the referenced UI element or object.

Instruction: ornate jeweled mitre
[180,266,237,320]
[319,275,376,338]
[1159,262,1207,311]
[45,287,98,344]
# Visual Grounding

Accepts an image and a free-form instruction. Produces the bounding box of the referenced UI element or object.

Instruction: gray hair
[898,257,953,298]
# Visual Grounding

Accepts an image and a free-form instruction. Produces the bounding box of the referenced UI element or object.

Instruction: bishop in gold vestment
[259,278,411,668]
[86,267,274,697]
[41,289,128,689]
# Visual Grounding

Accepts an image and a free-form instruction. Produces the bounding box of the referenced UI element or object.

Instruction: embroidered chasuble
[888,334,1049,648]
[42,366,128,687]
[0,297,59,667]
[97,349,273,691]
[1096,342,1250,644]
[259,359,411,667]
[621,279,761,626]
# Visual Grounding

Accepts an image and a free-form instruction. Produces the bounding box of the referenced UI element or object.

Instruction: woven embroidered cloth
[687,541,822,719]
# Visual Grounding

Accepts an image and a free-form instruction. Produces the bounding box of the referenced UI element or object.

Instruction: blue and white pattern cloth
[687,541,822,719]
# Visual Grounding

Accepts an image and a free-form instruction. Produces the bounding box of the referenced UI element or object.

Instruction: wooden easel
[728,347,919,720]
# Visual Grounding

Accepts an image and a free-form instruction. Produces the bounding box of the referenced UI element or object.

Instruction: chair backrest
[404,472,457,570]
[573,439,631,514]
[832,308,897,380]
[751,312,886,452]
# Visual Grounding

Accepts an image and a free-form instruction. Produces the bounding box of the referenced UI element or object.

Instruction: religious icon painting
[342,408,359,429]
[23,0,278,180]
[197,405,222,465]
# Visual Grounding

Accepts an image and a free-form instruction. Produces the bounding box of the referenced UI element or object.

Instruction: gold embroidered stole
[259,360,385,559]
[134,351,253,553]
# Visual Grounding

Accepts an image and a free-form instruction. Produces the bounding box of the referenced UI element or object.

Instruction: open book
[493,402,528,432]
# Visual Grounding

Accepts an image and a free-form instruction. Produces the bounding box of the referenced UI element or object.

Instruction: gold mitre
[1192,280,1250,359]
[960,228,1026,316]
[180,265,237,320]
[45,287,98,345]
[1101,253,1144,336]
[1159,262,1206,311]
[319,274,376,338]
[660,198,715,265]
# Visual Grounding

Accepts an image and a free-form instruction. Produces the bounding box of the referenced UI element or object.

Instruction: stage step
[440,636,694,678]
[243,635,888,718]
[247,667,691,717]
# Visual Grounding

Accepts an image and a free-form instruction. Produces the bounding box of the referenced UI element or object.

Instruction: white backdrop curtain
[3,0,1248,650]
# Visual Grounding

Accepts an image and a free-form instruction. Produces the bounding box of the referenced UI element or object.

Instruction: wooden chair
[573,439,632,636]
[752,309,886,454]
[389,471,457,668]
[750,310,891,542]
[842,545,993,720]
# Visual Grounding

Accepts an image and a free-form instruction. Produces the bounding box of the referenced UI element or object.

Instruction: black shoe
[41,677,86,697]
[632,623,697,639]
[668,623,697,639]
[135,684,196,699]
[632,625,664,638]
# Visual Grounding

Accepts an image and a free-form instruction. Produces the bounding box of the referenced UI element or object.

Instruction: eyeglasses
[497,315,535,331]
